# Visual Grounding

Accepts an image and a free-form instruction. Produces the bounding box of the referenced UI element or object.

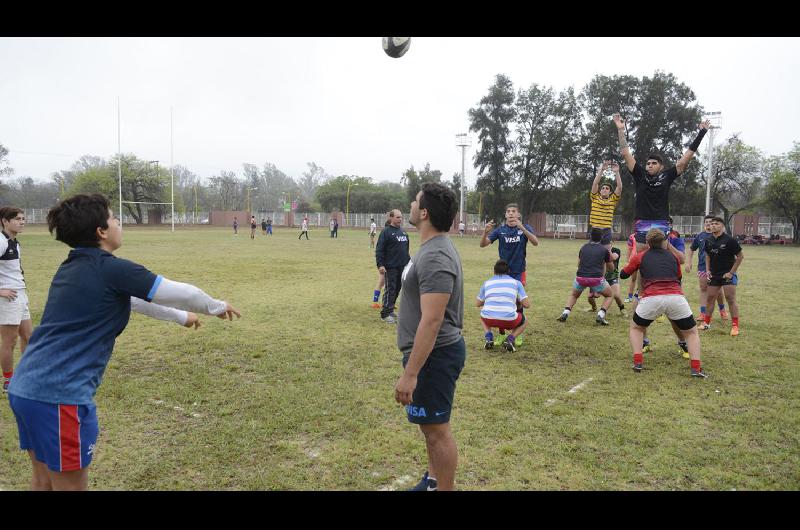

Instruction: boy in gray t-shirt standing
[394,183,464,492]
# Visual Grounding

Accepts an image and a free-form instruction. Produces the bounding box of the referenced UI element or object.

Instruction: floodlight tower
[455,133,471,226]
[704,111,722,215]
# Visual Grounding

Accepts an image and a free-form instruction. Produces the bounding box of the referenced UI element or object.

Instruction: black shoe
[408,472,437,491]
[484,340,494,350]
[502,339,517,353]
[691,369,708,379]
[633,363,643,373]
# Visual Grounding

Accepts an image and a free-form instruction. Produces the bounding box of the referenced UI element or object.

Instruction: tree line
[1,70,798,241]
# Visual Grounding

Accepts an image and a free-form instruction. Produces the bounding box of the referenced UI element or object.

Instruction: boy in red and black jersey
[620,228,706,378]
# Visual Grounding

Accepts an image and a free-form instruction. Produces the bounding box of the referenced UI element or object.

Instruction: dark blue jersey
[488,224,535,275]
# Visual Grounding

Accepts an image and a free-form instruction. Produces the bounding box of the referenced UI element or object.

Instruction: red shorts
[481,312,524,331]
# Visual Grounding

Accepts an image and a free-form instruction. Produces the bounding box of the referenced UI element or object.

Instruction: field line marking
[544,377,595,407]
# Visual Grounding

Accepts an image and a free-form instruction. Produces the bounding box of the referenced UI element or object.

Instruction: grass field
[1,225,799,490]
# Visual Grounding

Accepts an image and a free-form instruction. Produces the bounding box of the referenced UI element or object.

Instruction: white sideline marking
[378,474,413,491]
[567,378,594,394]
[544,378,594,407]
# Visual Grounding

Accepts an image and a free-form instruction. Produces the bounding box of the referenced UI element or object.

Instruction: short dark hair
[668,216,674,224]
[505,203,520,212]
[703,214,715,220]
[494,259,510,275]
[647,154,664,165]
[419,182,457,232]
[47,194,111,248]
[590,227,603,242]
[710,216,724,224]
[0,206,24,229]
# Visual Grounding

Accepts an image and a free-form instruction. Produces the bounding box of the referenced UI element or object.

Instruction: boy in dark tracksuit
[375,209,410,323]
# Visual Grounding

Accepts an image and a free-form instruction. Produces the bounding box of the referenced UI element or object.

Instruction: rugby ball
[382,37,411,58]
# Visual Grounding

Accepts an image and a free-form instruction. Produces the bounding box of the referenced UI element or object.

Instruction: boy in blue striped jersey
[476,260,530,352]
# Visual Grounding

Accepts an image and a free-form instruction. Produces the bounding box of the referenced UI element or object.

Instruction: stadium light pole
[704,111,722,215]
[346,180,359,227]
[170,107,174,232]
[455,133,471,226]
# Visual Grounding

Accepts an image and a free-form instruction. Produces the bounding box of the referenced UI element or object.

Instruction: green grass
[1,226,799,490]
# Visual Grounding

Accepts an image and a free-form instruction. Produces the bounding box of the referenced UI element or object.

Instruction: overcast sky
[2,37,798,188]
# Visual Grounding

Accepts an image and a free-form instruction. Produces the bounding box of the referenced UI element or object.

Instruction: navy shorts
[708,273,739,287]
[402,337,466,425]
[8,394,99,472]
[588,227,613,245]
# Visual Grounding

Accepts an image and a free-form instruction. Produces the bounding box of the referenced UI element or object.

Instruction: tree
[315,175,374,212]
[469,74,516,222]
[401,163,442,205]
[511,83,583,216]
[764,143,800,243]
[700,135,764,230]
[207,171,243,211]
[0,143,13,194]
[298,162,329,203]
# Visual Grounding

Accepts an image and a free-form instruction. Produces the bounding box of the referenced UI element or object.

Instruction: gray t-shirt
[397,234,463,355]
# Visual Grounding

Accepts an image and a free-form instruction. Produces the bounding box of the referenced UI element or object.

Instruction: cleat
[642,339,652,353]
[371,302,381,309]
[624,295,634,303]
[596,315,610,325]
[691,369,708,379]
[678,341,690,359]
[633,363,643,373]
[381,315,397,324]
[484,340,494,350]
[720,309,729,321]
[2,379,8,394]
[730,325,739,337]
[557,313,568,322]
[697,322,711,331]
[502,339,517,353]
[409,472,431,491]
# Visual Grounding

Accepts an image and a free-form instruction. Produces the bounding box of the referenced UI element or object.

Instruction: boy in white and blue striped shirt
[476,260,530,352]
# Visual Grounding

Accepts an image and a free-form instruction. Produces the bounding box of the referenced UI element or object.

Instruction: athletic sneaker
[642,339,652,353]
[624,295,634,303]
[2,379,8,394]
[596,315,610,325]
[633,363,643,373]
[720,309,730,320]
[691,369,708,379]
[557,312,569,322]
[382,315,397,324]
[502,339,517,353]
[697,322,711,330]
[371,302,381,309]
[656,315,666,323]
[408,472,437,491]
[730,325,740,337]
[484,340,494,350]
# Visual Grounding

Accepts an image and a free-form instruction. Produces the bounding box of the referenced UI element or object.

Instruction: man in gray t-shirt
[394,183,464,492]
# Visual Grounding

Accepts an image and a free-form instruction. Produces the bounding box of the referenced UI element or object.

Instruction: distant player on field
[0,207,33,394]
[369,218,378,249]
[232,217,238,235]
[298,217,309,240]
[556,227,614,325]
[699,216,744,336]
[261,218,267,236]
[250,216,257,240]
[588,159,622,249]
[477,259,530,352]
[6,194,240,490]
[686,214,727,322]
[480,203,538,286]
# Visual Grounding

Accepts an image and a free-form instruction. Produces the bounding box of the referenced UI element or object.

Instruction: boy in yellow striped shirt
[589,160,622,250]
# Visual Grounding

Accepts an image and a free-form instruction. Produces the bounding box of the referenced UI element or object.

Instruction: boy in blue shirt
[479,203,538,286]
[7,194,240,490]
